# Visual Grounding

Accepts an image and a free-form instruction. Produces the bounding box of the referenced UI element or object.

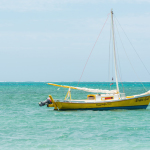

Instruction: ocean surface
[1,82,150,150]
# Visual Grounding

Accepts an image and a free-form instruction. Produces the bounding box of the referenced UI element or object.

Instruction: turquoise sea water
[1,82,150,150]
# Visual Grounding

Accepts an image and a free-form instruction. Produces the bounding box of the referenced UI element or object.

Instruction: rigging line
[112,20,123,92]
[113,19,124,93]
[114,29,122,80]
[111,35,114,86]
[108,18,112,90]
[114,17,147,92]
[116,63,125,93]
[77,13,110,86]
[114,14,150,78]
[111,27,114,85]
[114,50,124,93]
[115,52,125,93]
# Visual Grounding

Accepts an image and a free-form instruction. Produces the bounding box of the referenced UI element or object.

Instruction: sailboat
[39,10,150,110]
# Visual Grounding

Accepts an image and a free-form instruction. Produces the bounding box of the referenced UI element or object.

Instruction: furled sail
[133,90,150,97]
[47,83,118,94]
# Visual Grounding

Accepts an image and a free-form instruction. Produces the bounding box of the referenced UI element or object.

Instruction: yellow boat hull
[50,95,150,110]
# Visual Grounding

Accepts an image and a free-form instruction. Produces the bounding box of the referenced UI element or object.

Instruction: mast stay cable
[114,16,147,92]
[114,14,150,78]
[77,13,110,86]
[113,20,125,93]
[108,18,112,90]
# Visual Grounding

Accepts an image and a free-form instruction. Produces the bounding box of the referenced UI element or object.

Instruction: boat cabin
[87,94,120,101]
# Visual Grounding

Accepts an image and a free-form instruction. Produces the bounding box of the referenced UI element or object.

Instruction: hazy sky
[0,0,150,82]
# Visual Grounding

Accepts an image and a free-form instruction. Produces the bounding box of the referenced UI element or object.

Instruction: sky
[0,0,150,82]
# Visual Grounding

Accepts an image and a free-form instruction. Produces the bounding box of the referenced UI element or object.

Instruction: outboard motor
[39,97,52,106]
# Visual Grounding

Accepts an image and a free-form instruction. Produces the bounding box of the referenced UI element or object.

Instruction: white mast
[111,9,119,94]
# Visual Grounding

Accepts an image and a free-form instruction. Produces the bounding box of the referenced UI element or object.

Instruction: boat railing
[119,93,126,99]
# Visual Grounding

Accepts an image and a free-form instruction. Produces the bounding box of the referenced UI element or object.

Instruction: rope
[108,19,112,90]
[77,13,110,86]
[114,16,147,92]
[113,20,124,93]
[114,15,150,78]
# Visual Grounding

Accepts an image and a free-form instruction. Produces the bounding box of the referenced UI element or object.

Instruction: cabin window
[88,96,95,100]
[87,95,96,100]
[105,97,113,100]
[102,97,114,100]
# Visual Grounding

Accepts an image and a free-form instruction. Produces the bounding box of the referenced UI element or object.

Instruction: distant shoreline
[0,81,150,83]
